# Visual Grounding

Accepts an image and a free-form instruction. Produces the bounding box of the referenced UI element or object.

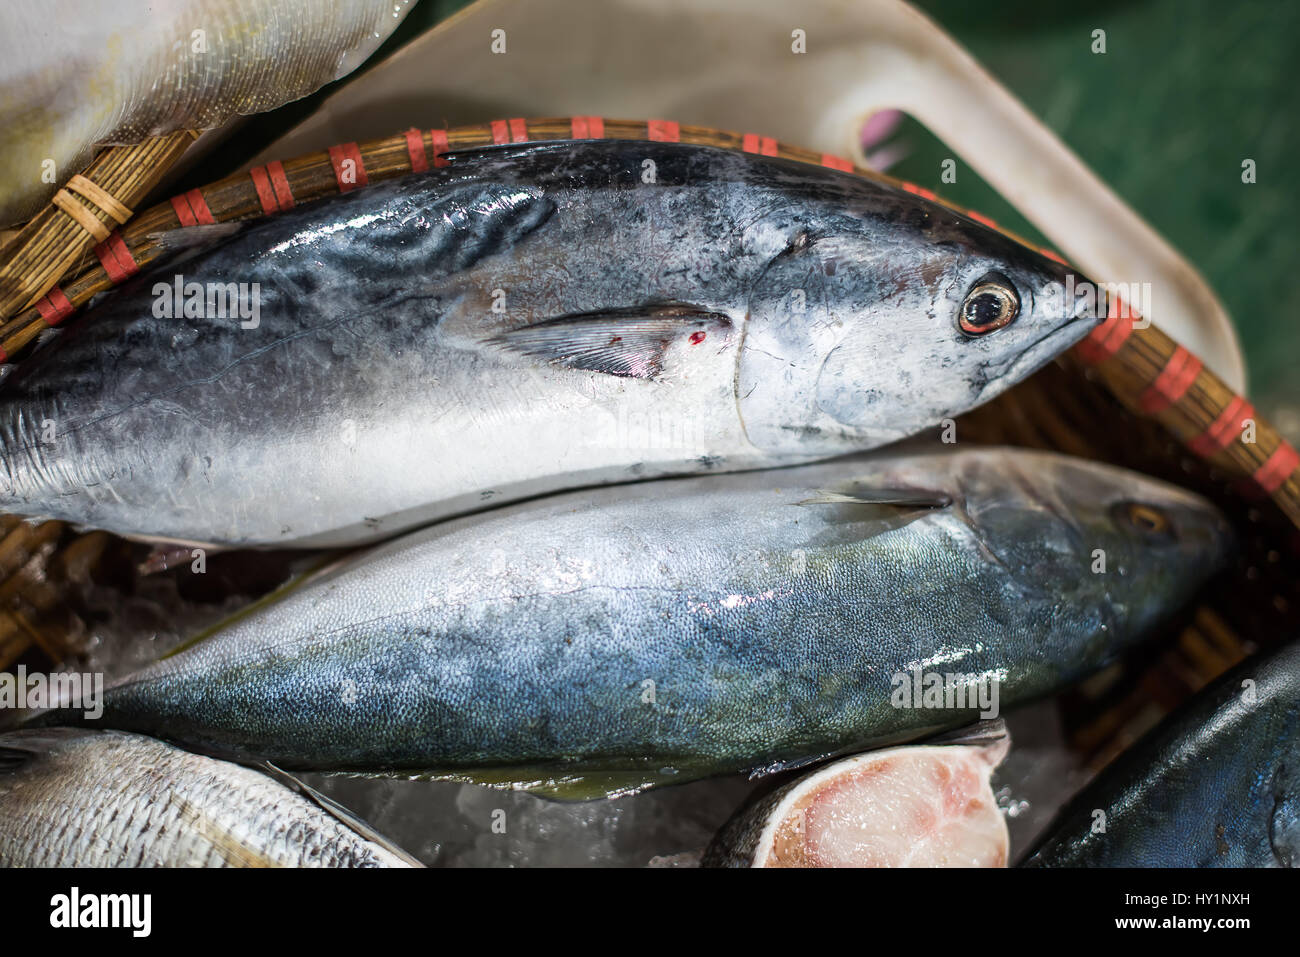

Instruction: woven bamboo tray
[0,132,198,322]
[0,117,1296,770]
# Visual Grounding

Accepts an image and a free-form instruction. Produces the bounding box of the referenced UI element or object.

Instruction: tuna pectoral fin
[259,762,424,867]
[488,304,733,379]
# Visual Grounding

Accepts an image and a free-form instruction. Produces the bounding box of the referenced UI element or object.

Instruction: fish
[33,447,1231,799]
[0,140,1099,547]
[1022,640,1300,868]
[0,0,413,226]
[703,723,1010,868]
[0,728,418,867]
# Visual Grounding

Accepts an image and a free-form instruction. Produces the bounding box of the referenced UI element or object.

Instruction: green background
[900,0,1299,439]
[190,0,1298,435]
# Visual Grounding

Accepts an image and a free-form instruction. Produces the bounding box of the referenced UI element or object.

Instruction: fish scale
[0,728,414,867]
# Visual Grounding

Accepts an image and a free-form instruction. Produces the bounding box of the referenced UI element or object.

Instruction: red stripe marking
[1076,296,1137,364]
[35,287,74,326]
[184,188,214,224]
[821,153,854,172]
[647,119,680,142]
[0,346,7,363]
[94,232,138,284]
[249,165,277,214]
[1252,442,1300,494]
[508,117,528,142]
[1139,345,1203,415]
[570,116,604,138]
[966,209,999,230]
[742,133,759,153]
[171,193,198,227]
[327,143,368,193]
[430,129,450,167]
[405,128,428,173]
[901,182,939,201]
[1189,396,1255,458]
[490,119,509,144]
[267,161,294,210]
[741,134,778,156]
[1040,247,1068,265]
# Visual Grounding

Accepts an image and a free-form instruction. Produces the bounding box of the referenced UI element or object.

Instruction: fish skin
[0,141,1097,547]
[0,728,415,867]
[42,448,1231,795]
[0,0,413,225]
[1022,641,1300,868]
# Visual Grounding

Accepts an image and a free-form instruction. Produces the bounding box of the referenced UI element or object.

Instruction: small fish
[1022,640,1300,868]
[0,140,1098,547]
[704,723,1010,868]
[35,447,1231,798]
[0,728,417,867]
[0,0,413,225]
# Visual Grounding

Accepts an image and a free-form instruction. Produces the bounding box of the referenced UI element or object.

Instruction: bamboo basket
[0,132,199,324]
[0,117,1295,772]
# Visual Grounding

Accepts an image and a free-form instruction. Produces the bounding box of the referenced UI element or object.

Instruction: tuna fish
[704,723,1010,868]
[0,728,416,867]
[1023,640,1300,867]
[36,447,1231,798]
[0,141,1098,547]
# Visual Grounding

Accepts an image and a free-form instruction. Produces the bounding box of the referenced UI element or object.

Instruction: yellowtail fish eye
[1112,501,1176,540]
[1127,503,1170,533]
[959,274,1020,335]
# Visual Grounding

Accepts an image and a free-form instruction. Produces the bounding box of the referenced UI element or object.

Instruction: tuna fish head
[738,207,1098,454]
[948,449,1233,645]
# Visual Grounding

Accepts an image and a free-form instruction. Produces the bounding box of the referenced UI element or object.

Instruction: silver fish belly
[62,448,1230,797]
[0,729,415,867]
[0,142,1097,547]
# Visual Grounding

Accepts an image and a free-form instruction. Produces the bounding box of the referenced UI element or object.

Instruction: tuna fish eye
[959,275,1019,335]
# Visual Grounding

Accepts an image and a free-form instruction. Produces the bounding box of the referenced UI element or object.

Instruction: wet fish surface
[0,141,1097,547]
[0,0,412,225]
[0,728,416,867]
[1023,640,1300,868]
[41,447,1230,798]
